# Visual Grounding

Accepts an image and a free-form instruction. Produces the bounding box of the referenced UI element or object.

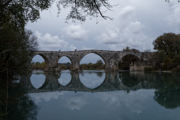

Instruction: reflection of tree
[120,72,141,88]
[154,88,180,109]
[108,72,121,89]
[80,60,105,70]
[154,74,180,109]
[96,72,103,77]
[0,80,37,120]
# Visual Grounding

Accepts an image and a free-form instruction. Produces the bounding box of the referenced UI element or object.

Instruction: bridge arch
[119,53,141,70]
[31,53,49,64]
[58,56,72,70]
[31,54,49,70]
[79,52,107,68]
[120,52,141,61]
[58,56,73,63]
[80,52,106,64]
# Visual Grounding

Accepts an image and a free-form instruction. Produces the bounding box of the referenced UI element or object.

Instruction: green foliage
[0,0,52,30]
[57,0,111,21]
[153,33,180,58]
[58,62,72,70]
[153,33,180,71]
[0,0,49,81]
[123,46,140,53]
[80,60,105,70]
[32,62,46,70]
[0,24,37,78]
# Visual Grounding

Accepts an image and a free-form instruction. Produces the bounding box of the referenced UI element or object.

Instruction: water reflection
[30,71,46,89]
[4,71,180,120]
[0,79,37,120]
[153,75,180,109]
[120,72,141,88]
[154,88,180,109]
[79,70,105,89]
[58,70,71,86]
[27,71,180,95]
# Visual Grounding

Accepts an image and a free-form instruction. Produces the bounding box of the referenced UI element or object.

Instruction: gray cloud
[29,91,64,104]
[66,96,87,110]
[35,31,76,51]
[65,24,87,41]
[167,2,180,27]
[26,0,180,52]
[99,5,153,51]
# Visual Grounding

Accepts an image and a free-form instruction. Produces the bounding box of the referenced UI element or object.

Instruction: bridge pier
[42,72,60,90]
[130,63,151,71]
[72,60,80,71]
[105,59,119,72]
[44,55,60,72]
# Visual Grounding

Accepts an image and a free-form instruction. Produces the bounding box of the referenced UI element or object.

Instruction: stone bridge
[32,50,152,71]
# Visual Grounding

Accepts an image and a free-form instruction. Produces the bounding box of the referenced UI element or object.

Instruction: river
[3,70,180,120]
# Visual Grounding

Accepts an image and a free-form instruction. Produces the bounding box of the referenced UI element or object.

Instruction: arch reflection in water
[30,71,46,89]
[120,72,141,88]
[58,70,72,86]
[79,70,105,89]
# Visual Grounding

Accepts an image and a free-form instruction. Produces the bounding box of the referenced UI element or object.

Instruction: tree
[0,0,52,30]
[153,33,180,58]
[123,46,140,53]
[96,60,103,65]
[153,33,180,70]
[0,25,38,79]
[0,0,111,24]
[57,0,111,21]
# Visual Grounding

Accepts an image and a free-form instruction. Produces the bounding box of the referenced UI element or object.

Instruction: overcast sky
[28,0,180,63]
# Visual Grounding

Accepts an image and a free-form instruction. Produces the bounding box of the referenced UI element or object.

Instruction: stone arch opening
[31,54,47,70]
[119,54,140,70]
[80,53,105,70]
[58,56,72,70]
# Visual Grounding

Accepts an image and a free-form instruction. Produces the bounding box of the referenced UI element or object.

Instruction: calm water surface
[5,70,180,120]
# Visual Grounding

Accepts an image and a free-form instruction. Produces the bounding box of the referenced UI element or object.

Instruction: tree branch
[1,0,13,8]
[93,0,112,20]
